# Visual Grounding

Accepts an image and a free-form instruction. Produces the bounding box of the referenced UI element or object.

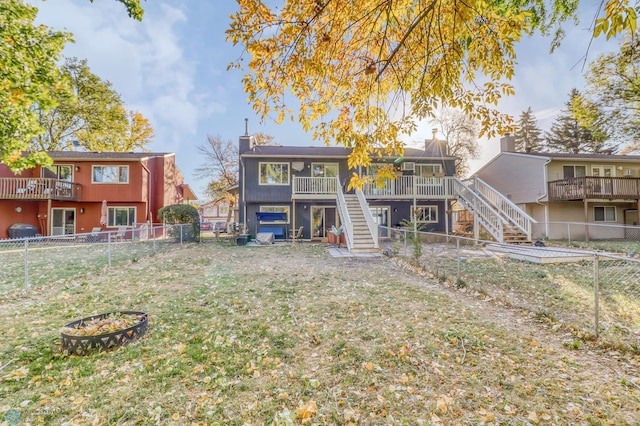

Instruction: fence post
[24,238,30,291]
[456,237,460,284]
[593,253,599,338]
[153,226,157,251]
[108,232,112,268]
[180,224,183,244]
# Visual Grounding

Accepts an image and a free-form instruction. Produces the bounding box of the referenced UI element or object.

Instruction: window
[415,164,442,177]
[42,165,73,181]
[563,165,586,179]
[259,162,289,185]
[259,206,290,223]
[108,207,136,227]
[415,205,438,223]
[93,165,129,183]
[594,206,616,222]
[312,163,338,177]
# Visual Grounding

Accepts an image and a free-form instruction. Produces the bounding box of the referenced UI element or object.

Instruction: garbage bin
[8,223,37,239]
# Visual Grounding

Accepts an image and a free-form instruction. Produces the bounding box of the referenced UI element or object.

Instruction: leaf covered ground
[1,243,639,425]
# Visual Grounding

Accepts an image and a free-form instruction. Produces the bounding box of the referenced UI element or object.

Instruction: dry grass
[1,243,639,425]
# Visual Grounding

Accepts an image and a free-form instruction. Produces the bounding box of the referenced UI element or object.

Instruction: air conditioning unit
[401,162,415,171]
[624,168,637,176]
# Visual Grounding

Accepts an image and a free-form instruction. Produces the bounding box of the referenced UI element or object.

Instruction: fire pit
[61,311,148,355]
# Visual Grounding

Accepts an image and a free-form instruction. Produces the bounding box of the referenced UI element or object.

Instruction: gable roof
[240,145,456,160]
[522,151,640,161]
[47,151,175,161]
[474,150,640,177]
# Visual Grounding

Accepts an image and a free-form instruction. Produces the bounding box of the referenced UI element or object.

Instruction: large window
[259,206,290,223]
[312,163,339,177]
[415,205,438,223]
[563,165,586,179]
[93,165,129,183]
[108,207,136,227]
[415,164,442,177]
[259,162,289,185]
[42,165,73,181]
[594,206,616,222]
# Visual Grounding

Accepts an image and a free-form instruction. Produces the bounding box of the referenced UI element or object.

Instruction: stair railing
[356,189,379,248]
[335,177,353,250]
[452,178,504,242]
[466,177,535,241]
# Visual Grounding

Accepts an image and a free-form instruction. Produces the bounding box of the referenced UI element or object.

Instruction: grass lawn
[1,243,639,425]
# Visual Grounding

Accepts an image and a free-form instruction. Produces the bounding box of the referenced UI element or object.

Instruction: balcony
[0,178,81,201]
[548,176,640,201]
[292,176,456,200]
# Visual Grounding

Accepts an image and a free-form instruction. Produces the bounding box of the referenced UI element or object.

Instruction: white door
[51,208,76,236]
[591,166,614,195]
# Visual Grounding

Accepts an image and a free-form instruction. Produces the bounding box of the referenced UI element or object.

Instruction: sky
[30,0,620,200]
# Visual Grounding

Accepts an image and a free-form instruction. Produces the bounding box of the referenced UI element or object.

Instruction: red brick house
[0,152,197,239]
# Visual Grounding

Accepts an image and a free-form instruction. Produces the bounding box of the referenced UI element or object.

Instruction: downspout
[537,157,552,239]
[141,160,151,225]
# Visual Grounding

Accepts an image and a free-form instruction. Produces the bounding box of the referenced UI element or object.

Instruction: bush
[157,204,200,242]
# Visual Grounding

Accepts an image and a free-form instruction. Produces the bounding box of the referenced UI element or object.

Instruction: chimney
[425,128,447,155]
[500,133,516,152]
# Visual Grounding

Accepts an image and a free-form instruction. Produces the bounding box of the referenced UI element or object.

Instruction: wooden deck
[487,244,595,264]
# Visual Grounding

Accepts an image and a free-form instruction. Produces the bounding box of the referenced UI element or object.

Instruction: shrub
[157,204,200,242]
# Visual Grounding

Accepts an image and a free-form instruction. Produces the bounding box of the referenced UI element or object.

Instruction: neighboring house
[238,130,458,252]
[0,152,197,239]
[199,191,238,227]
[474,135,640,240]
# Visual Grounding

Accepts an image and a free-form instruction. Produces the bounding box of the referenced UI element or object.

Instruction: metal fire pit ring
[61,311,148,355]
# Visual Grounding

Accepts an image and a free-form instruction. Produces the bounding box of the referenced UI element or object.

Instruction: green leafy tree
[0,0,71,170]
[577,33,640,152]
[1,0,145,171]
[227,0,636,187]
[513,107,545,152]
[545,89,609,153]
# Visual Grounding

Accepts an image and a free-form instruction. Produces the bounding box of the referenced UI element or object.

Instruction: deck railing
[293,176,340,195]
[292,175,456,199]
[0,178,81,201]
[548,176,640,201]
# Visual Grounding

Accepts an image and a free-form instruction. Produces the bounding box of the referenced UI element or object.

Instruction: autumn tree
[429,109,480,178]
[576,32,640,153]
[227,1,636,187]
[545,89,610,153]
[513,107,545,153]
[33,58,153,152]
[194,135,240,222]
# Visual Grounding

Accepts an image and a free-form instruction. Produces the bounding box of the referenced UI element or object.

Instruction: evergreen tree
[513,107,544,152]
[545,89,603,153]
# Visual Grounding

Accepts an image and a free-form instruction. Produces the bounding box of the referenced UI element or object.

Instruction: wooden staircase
[342,194,378,253]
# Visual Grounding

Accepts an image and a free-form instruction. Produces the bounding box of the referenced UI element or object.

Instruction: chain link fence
[0,224,199,295]
[379,226,640,352]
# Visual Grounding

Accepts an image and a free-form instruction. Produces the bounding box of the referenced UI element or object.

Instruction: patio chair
[289,226,304,241]
[88,227,103,243]
[113,226,127,242]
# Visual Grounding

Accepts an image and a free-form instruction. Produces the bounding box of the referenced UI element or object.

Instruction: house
[238,129,458,252]
[474,134,640,240]
[0,151,197,239]
[199,189,239,228]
